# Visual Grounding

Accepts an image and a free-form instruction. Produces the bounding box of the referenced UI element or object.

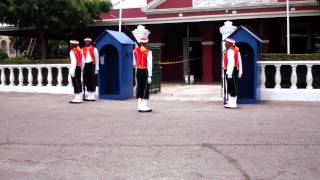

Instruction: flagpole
[119,0,122,32]
[286,0,290,54]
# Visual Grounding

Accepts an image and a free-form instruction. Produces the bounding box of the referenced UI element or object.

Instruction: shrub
[261,53,320,61]
[0,49,8,60]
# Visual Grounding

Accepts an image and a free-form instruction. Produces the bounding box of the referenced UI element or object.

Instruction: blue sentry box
[95,30,135,100]
[228,26,262,104]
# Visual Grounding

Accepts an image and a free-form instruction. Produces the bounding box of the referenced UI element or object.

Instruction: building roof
[95,30,135,45]
[229,26,263,43]
[100,0,320,25]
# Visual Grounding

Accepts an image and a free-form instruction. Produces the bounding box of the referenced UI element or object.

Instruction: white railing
[0,64,73,94]
[259,61,320,101]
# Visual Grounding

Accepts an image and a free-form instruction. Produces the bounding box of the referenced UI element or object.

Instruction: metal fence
[148,43,162,93]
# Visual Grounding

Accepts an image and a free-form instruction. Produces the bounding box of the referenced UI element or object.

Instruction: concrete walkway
[0,92,320,180]
[151,83,223,102]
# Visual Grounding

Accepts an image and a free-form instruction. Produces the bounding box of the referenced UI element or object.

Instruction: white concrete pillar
[219,21,237,97]
[1,67,5,86]
[18,67,23,86]
[260,65,266,88]
[306,64,313,89]
[290,64,297,89]
[28,67,33,86]
[275,65,281,89]
[219,21,237,51]
[9,67,14,86]
[47,67,52,86]
[57,67,63,86]
[37,67,43,86]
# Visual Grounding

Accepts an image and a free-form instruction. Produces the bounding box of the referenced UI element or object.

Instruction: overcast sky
[111,0,147,9]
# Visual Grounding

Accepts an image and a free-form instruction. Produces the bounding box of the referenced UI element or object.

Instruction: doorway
[183,38,203,82]
[236,42,254,100]
[99,45,120,96]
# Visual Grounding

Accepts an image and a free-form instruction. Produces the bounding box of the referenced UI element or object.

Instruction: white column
[306,64,313,89]
[286,0,291,55]
[1,67,5,86]
[28,67,33,86]
[47,67,52,86]
[275,64,281,89]
[37,67,43,86]
[18,67,23,86]
[290,64,297,89]
[9,67,14,86]
[57,66,63,86]
[260,65,266,88]
[219,21,237,51]
[219,21,237,97]
[119,0,122,32]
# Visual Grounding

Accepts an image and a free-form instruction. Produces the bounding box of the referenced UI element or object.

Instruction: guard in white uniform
[69,40,83,103]
[132,25,153,112]
[224,38,243,108]
[81,37,99,101]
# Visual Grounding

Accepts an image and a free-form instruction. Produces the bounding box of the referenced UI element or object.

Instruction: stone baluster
[37,67,43,86]
[290,64,297,89]
[28,67,33,86]
[18,67,23,86]
[57,66,63,86]
[1,67,5,86]
[9,67,14,86]
[306,64,313,89]
[274,64,281,89]
[260,64,266,88]
[47,67,52,86]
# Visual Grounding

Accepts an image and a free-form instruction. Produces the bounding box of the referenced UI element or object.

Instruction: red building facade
[102,0,320,82]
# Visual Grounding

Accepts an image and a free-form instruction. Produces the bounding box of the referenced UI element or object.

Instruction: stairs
[26,38,36,58]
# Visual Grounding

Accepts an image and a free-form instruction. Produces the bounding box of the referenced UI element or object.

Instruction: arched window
[1,40,8,53]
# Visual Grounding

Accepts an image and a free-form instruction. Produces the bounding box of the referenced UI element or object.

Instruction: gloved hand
[148,77,152,84]
[70,72,75,77]
[227,74,232,79]
[238,72,242,78]
[95,70,98,75]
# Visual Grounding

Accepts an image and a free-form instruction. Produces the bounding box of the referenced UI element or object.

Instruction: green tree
[0,0,112,59]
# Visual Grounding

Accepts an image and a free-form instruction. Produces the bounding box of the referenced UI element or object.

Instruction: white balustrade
[0,64,72,94]
[258,61,320,101]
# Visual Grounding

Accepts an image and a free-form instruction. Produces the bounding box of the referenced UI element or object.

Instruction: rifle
[122,25,139,45]
[82,72,86,101]
[122,25,139,93]
[223,71,227,105]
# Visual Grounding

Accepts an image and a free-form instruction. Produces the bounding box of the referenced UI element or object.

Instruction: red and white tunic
[81,45,99,71]
[69,47,82,75]
[133,47,153,77]
[224,46,242,77]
